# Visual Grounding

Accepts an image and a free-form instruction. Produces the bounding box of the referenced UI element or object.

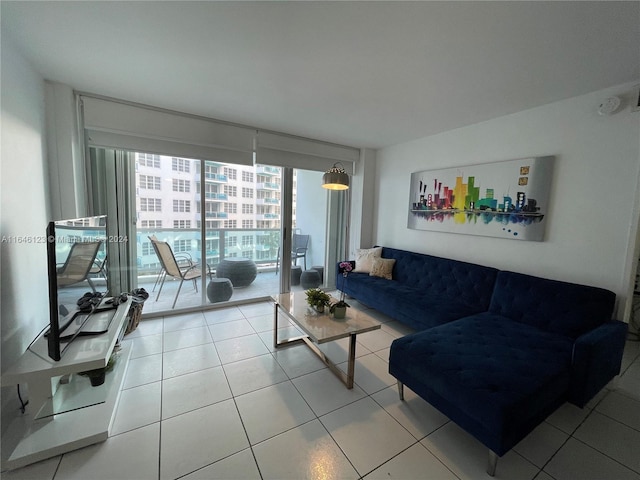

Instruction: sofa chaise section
[389,270,627,476]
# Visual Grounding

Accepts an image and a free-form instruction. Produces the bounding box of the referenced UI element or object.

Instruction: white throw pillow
[353,247,383,273]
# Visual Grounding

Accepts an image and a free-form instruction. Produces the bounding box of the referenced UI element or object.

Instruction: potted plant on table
[330,261,353,319]
[305,288,331,313]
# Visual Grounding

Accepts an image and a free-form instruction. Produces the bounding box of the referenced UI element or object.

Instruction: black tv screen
[46,215,108,361]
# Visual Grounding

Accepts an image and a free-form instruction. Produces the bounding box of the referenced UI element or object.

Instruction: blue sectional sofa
[338,247,627,475]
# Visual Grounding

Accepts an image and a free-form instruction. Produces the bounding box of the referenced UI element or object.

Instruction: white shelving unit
[1,299,132,470]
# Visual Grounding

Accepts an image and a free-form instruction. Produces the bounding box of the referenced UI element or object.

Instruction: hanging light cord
[17,384,28,413]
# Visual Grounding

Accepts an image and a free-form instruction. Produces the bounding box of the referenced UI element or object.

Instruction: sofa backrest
[489,271,616,338]
[381,247,498,309]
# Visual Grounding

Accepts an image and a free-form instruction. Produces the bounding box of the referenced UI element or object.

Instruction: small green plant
[305,288,331,310]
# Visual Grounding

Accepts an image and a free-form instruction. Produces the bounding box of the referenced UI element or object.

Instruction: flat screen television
[45,215,112,361]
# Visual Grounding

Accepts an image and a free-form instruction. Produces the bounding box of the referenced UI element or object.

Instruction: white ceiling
[2,1,638,149]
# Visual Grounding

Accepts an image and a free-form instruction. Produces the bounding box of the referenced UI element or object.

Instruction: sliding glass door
[89,147,347,315]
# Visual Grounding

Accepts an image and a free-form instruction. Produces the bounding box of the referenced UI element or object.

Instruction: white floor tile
[545,401,591,434]
[163,311,206,332]
[574,411,640,473]
[356,328,397,352]
[339,353,396,395]
[223,353,288,396]
[512,421,568,468]
[421,422,539,480]
[271,343,327,379]
[245,313,275,332]
[316,337,371,364]
[259,326,305,352]
[111,381,161,435]
[208,318,255,341]
[320,397,415,476]
[380,320,417,338]
[235,381,316,445]
[162,366,232,419]
[372,385,449,440]
[160,400,249,480]
[162,343,221,379]
[181,448,261,480]
[127,333,163,359]
[122,353,162,389]
[374,347,390,363]
[617,359,640,400]
[544,438,640,480]
[125,317,164,338]
[293,368,367,416]
[364,442,458,480]
[56,423,160,480]
[596,390,640,430]
[162,326,212,352]
[215,334,270,364]
[253,419,359,480]
[238,301,274,318]
[0,456,60,480]
[203,306,245,324]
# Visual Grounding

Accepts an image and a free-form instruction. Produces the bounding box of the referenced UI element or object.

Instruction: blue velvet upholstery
[489,271,616,338]
[339,246,498,330]
[339,246,627,464]
[389,314,574,455]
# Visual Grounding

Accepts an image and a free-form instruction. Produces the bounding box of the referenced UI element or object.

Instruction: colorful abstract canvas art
[408,156,554,241]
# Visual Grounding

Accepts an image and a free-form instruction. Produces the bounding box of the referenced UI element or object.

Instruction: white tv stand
[1,298,132,470]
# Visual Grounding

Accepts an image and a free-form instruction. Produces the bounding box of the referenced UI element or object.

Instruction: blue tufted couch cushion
[389,313,575,455]
[489,271,616,339]
[339,246,498,330]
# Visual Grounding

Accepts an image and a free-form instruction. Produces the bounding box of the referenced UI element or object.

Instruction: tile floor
[3,298,640,480]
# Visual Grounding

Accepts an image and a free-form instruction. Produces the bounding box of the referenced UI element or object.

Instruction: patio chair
[148,236,195,292]
[275,234,310,273]
[56,241,103,292]
[149,237,203,309]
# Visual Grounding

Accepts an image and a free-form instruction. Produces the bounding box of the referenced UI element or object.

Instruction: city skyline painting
[407,156,555,241]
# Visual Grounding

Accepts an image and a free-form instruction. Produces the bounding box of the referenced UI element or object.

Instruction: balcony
[205,173,228,183]
[258,213,279,220]
[204,192,228,201]
[205,212,228,218]
[256,182,279,191]
[256,166,280,175]
[257,197,279,205]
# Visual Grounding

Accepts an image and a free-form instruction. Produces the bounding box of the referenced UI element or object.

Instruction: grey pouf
[311,265,324,283]
[300,269,321,289]
[207,278,233,303]
[291,265,302,286]
[216,258,257,287]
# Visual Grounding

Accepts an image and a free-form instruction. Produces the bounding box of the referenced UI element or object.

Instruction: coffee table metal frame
[272,292,381,389]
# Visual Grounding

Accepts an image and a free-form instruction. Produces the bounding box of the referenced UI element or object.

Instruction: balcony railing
[205,192,228,201]
[257,197,279,205]
[256,182,279,190]
[205,212,228,218]
[257,166,280,175]
[137,227,280,276]
[205,173,228,183]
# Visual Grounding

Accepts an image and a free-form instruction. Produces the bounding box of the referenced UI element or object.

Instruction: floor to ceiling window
[89,148,343,316]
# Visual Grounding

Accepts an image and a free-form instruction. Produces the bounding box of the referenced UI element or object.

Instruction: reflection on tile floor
[3,298,640,480]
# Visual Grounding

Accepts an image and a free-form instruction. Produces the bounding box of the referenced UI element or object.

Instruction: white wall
[375,82,640,320]
[0,37,50,434]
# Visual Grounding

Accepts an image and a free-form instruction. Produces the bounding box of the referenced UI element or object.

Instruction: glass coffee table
[272,292,381,389]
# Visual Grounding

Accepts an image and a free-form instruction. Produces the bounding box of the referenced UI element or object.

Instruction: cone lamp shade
[322,163,350,190]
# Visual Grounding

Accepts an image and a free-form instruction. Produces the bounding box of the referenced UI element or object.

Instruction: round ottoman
[216,258,257,287]
[311,265,324,283]
[290,265,302,286]
[207,278,233,303]
[300,269,321,289]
